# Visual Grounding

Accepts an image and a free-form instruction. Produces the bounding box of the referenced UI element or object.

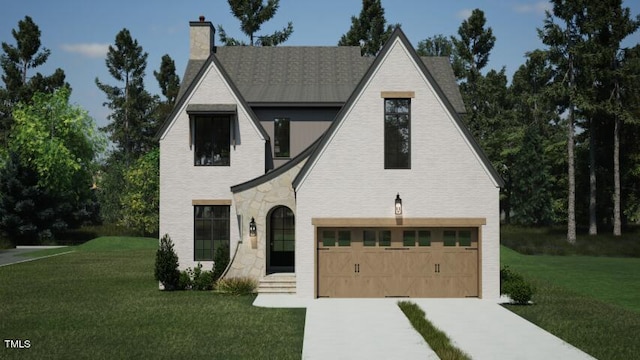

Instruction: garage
[316,221,481,298]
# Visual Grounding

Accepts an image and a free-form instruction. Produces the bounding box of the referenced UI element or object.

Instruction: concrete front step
[257,274,296,294]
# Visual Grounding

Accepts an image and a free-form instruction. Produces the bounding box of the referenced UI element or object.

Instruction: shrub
[503,278,535,305]
[191,263,214,291]
[179,263,214,291]
[216,277,257,295]
[154,234,180,290]
[178,270,192,290]
[213,244,230,281]
[500,265,535,305]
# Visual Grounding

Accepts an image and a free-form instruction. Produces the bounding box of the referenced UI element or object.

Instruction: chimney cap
[199,15,205,22]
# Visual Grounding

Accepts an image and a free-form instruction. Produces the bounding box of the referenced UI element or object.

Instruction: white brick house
[158,18,503,299]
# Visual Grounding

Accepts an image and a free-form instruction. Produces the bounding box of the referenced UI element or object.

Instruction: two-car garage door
[317,227,479,298]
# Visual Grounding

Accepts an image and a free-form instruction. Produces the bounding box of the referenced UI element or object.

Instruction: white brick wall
[295,39,501,299]
[159,61,266,271]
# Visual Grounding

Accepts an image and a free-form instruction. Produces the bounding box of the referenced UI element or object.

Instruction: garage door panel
[317,227,479,298]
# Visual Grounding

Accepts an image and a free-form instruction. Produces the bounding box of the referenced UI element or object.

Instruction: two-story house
[158,17,503,299]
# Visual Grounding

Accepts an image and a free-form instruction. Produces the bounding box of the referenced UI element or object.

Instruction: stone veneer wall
[226,160,307,280]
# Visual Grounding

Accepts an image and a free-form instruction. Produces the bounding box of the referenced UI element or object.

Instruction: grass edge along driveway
[0,237,305,360]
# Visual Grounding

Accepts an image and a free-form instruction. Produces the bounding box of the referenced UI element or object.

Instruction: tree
[588,0,639,236]
[218,0,293,46]
[539,1,585,243]
[0,16,66,146]
[119,149,159,236]
[9,87,104,192]
[0,88,104,244]
[417,34,455,58]
[338,0,395,56]
[153,54,180,125]
[95,28,158,161]
[155,234,180,290]
[452,9,497,139]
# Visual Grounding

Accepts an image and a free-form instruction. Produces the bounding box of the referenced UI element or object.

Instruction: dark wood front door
[268,206,295,273]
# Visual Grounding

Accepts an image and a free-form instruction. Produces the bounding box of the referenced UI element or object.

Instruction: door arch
[267,206,295,274]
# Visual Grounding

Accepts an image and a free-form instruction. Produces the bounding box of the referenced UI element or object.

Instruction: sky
[1,0,639,130]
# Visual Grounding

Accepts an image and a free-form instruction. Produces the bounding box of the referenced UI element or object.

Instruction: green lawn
[502,245,640,312]
[0,237,305,359]
[502,245,640,360]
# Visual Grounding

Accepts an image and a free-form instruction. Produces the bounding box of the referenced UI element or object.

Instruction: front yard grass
[0,237,305,359]
[502,245,640,360]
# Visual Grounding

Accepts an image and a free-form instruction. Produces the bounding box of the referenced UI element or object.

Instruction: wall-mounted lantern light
[249,217,257,249]
[249,217,257,237]
[395,193,402,216]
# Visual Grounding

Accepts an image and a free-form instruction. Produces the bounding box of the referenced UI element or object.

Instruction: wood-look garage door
[317,227,478,298]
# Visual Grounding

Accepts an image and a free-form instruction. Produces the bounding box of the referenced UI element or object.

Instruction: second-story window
[384,98,411,169]
[194,115,231,166]
[274,117,290,158]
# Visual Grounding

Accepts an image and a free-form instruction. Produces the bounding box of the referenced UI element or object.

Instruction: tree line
[1,0,638,245]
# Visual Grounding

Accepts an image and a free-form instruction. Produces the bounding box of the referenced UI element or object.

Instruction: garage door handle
[435,264,440,273]
[354,264,360,273]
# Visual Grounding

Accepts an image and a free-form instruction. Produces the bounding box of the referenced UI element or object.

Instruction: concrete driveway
[254,295,595,360]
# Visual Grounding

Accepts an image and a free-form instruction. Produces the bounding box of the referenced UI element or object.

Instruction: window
[418,230,431,246]
[443,231,457,247]
[194,116,231,166]
[379,230,392,247]
[194,205,230,261]
[403,230,416,247]
[363,230,376,247]
[271,206,295,252]
[338,231,351,247]
[322,231,336,247]
[274,118,290,158]
[384,99,410,169]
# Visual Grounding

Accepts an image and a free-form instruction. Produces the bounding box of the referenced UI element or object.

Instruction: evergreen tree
[153,54,180,125]
[95,28,158,161]
[338,0,395,56]
[452,9,496,140]
[0,16,67,146]
[588,0,639,236]
[539,0,585,243]
[218,0,293,46]
[417,34,454,58]
[511,123,553,226]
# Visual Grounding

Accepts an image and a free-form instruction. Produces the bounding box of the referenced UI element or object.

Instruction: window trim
[193,205,230,261]
[384,98,411,169]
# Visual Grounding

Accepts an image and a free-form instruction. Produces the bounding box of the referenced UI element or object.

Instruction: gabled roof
[292,27,504,190]
[170,46,465,110]
[156,55,270,141]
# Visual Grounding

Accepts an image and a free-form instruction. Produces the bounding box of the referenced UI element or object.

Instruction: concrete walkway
[254,295,596,360]
[0,247,70,267]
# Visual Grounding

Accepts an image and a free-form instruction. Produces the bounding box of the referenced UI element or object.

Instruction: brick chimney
[189,15,215,60]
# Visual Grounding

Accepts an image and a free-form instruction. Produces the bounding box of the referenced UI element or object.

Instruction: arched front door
[267,206,295,274]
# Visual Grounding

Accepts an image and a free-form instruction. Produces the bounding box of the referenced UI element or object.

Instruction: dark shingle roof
[216,46,371,104]
[176,47,465,113]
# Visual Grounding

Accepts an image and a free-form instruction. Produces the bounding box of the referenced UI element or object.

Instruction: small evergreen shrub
[500,265,535,305]
[213,244,230,281]
[154,234,180,290]
[178,270,192,290]
[503,278,535,305]
[216,277,257,295]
